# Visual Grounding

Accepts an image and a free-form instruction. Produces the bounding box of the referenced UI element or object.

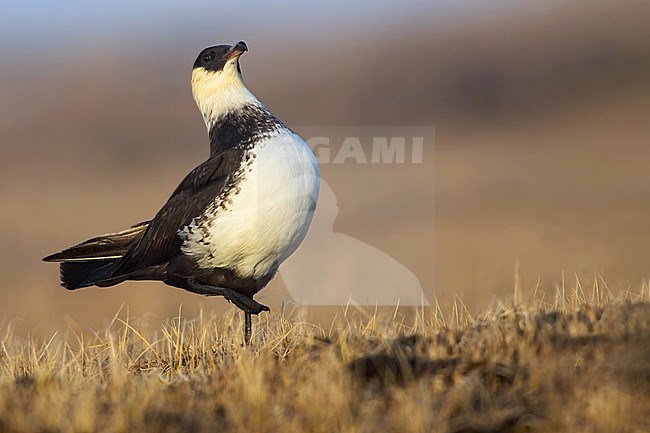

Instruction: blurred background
[1,0,650,335]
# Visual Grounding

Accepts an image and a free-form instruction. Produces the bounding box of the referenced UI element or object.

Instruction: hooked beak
[225,41,248,61]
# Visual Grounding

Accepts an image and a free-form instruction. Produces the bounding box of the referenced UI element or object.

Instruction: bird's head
[191,41,256,128]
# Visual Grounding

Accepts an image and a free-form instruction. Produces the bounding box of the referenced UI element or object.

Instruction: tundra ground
[1,289,649,433]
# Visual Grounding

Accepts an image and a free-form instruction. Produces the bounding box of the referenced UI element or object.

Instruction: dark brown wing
[113,148,244,275]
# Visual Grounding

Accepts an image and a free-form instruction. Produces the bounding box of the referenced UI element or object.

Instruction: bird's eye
[202,54,213,63]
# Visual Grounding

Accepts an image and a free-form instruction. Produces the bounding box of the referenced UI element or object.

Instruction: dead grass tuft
[1,289,649,432]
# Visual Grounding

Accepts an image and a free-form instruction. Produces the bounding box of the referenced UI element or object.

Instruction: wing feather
[113,148,243,275]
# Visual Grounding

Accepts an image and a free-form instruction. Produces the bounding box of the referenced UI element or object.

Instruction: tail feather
[45,221,150,290]
[44,221,149,262]
[60,259,125,290]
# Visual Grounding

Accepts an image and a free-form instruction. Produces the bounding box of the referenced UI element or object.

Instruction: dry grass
[0,286,649,433]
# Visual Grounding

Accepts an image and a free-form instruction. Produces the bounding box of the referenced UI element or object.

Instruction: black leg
[244,312,252,345]
[187,279,270,314]
[186,279,269,344]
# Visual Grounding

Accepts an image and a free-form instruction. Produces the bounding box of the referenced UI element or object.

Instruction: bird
[43,41,320,343]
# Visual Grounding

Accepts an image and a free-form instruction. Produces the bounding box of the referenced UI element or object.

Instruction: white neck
[191,61,261,130]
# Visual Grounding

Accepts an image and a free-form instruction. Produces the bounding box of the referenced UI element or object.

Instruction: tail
[60,259,125,290]
[43,221,149,262]
[44,221,149,290]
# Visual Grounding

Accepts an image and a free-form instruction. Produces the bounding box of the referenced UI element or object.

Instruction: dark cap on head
[193,41,248,72]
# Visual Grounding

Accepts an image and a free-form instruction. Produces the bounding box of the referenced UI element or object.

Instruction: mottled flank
[0,294,648,433]
[181,126,319,280]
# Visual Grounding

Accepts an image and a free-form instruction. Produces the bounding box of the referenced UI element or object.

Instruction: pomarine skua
[44,41,320,343]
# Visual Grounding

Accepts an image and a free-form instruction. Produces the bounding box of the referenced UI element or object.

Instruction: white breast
[181,129,320,279]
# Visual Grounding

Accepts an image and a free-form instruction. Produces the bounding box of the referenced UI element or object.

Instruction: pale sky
[1,0,536,50]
